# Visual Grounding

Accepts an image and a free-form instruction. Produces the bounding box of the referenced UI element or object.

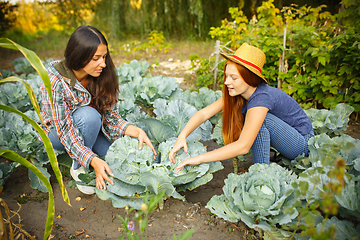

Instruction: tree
[0,1,17,35]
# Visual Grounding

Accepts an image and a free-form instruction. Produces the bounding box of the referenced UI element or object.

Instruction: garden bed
[0,140,260,240]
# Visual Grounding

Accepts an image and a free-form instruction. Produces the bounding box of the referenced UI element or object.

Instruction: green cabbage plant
[206,163,298,231]
[87,136,223,210]
[77,99,223,210]
[307,133,360,177]
[304,103,354,137]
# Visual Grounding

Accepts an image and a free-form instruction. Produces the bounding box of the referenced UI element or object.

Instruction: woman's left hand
[174,157,202,174]
[137,129,157,159]
[125,125,157,159]
[90,156,114,190]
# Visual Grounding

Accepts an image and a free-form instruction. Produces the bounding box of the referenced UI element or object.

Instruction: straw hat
[220,43,267,83]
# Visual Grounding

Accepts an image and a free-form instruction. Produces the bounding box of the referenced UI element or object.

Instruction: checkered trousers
[251,113,314,164]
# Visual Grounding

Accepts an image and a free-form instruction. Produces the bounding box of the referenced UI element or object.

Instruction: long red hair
[222,61,265,145]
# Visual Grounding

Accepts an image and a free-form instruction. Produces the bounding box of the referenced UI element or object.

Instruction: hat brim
[220,52,267,83]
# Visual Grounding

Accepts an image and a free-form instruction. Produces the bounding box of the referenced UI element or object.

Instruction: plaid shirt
[40,61,130,169]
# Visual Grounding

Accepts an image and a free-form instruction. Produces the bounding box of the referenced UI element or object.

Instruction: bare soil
[1,41,359,240]
[1,141,258,240]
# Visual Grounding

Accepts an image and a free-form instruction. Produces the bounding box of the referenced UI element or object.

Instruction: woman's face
[82,43,107,77]
[224,62,252,99]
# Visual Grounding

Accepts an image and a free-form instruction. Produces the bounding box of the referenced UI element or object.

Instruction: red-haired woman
[169,43,314,173]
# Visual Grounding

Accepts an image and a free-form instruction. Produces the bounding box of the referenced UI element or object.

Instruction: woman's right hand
[169,137,188,164]
[90,156,114,190]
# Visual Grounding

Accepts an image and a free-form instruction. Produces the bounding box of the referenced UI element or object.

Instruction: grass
[1,30,216,89]
[2,29,216,68]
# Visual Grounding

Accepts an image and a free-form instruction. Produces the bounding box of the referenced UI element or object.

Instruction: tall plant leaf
[0,76,43,124]
[0,39,70,206]
[0,38,53,105]
[0,104,70,206]
[0,149,54,240]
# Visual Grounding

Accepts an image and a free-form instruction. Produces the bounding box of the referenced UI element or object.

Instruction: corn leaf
[0,148,54,240]
[0,104,70,207]
[0,38,53,105]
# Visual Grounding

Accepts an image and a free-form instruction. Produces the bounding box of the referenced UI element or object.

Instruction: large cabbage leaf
[206,163,298,231]
[306,133,360,177]
[334,178,360,220]
[182,87,222,125]
[316,216,360,240]
[304,103,354,136]
[153,99,212,141]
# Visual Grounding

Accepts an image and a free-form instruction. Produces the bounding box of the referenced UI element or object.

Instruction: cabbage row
[0,59,222,200]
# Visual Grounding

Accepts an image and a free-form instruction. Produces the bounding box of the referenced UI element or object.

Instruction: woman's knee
[73,106,102,129]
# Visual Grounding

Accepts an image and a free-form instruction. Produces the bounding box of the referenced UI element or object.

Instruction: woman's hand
[137,128,157,158]
[90,156,114,190]
[169,137,188,164]
[125,125,157,159]
[174,156,201,174]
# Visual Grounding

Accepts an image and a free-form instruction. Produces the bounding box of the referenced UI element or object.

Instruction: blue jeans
[251,113,314,164]
[48,106,112,170]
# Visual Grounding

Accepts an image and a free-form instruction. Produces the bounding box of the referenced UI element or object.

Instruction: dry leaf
[75,229,86,235]
[80,207,86,211]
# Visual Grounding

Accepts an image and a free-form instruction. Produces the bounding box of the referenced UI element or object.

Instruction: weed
[14,191,48,204]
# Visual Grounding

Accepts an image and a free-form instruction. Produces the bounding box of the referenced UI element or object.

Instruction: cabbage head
[206,163,298,231]
[88,136,223,210]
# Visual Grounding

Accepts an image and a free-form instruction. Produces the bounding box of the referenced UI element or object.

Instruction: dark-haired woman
[169,43,314,173]
[40,25,156,194]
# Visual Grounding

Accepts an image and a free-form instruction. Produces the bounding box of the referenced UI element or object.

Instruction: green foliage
[0,2,17,35]
[115,60,221,132]
[11,58,53,75]
[281,131,360,239]
[307,133,360,177]
[305,103,354,137]
[189,53,225,89]
[207,0,360,113]
[206,163,298,231]
[117,191,194,240]
[0,161,19,188]
[182,87,222,125]
[0,75,57,190]
[92,0,246,40]
[151,99,212,141]
[75,66,225,208]
[85,134,223,209]
[283,146,360,240]
[117,60,180,112]
[121,30,172,55]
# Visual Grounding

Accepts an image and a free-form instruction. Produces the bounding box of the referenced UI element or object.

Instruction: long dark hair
[65,25,118,114]
[222,61,264,145]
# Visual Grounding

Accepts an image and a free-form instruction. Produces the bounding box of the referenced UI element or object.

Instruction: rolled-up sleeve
[102,104,131,141]
[42,77,97,169]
